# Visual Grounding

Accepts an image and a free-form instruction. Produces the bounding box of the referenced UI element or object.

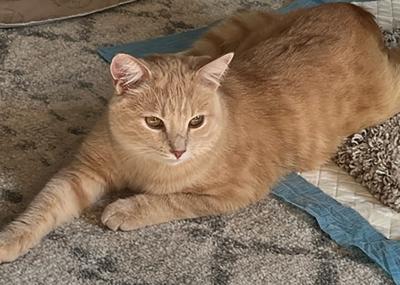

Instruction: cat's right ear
[110,53,151,95]
[197,53,234,90]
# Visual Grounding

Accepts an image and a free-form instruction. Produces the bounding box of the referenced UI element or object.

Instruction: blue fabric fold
[97,1,400,284]
[276,174,400,284]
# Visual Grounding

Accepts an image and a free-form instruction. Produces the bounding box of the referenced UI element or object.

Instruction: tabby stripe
[66,174,91,209]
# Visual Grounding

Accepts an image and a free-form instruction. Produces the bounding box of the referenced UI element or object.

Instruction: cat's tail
[186,10,280,58]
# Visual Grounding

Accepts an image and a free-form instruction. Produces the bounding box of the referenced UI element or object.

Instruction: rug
[0,0,394,284]
[0,0,139,28]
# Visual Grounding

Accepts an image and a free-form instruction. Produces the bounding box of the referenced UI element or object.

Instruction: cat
[1,3,400,263]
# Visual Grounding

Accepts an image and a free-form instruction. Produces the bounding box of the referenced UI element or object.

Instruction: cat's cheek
[190,124,216,142]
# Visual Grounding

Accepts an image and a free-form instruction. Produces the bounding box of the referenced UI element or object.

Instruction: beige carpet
[0,0,394,284]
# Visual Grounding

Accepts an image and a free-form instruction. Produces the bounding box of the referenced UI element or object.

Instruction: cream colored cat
[1,3,400,263]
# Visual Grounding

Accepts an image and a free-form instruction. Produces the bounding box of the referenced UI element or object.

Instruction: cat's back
[218,3,393,172]
[236,3,381,63]
[285,3,379,40]
[224,3,385,102]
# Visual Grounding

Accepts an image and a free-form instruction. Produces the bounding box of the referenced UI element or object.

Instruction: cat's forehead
[146,83,206,116]
[123,55,212,114]
[144,56,201,99]
[146,55,199,76]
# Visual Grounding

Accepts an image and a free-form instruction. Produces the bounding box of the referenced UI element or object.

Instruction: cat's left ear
[110,53,151,95]
[197,53,234,90]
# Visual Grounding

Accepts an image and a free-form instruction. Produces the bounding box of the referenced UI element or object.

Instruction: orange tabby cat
[1,3,400,263]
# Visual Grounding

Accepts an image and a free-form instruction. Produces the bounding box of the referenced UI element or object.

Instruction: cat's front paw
[0,230,32,264]
[101,195,150,232]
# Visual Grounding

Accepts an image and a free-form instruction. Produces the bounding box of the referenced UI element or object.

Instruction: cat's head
[107,52,233,165]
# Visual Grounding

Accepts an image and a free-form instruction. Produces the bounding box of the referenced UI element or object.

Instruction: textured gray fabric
[0,0,393,284]
[335,30,400,212]
[335,114,400,212]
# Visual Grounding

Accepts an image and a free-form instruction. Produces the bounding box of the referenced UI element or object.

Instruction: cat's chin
[163,156,191,166]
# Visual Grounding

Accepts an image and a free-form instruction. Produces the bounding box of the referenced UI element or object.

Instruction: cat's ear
[197,53,234,89]
[110,53,151,95]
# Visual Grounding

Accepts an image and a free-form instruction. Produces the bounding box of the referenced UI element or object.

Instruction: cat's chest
[122,164,204,194]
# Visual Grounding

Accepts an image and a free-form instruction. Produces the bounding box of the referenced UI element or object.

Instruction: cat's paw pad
[101,198,146,232]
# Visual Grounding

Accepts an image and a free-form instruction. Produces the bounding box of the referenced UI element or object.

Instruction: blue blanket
[98,1,400,284]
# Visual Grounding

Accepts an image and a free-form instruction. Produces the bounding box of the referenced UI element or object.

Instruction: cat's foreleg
[101,184,261,231]
[0,161,109,263]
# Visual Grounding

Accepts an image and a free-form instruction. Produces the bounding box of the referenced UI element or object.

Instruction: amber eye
[189,115,205,129]
[145,116,164,129]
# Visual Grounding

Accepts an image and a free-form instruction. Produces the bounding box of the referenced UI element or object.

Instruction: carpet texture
[0,0,394,284]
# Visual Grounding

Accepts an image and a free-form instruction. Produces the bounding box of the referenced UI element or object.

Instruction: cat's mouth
[164,153,190,165]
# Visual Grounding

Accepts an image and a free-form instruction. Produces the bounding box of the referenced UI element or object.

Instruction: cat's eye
[145,116,164,129]
[189,115,205,129]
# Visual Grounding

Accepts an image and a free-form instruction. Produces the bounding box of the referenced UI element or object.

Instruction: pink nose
[171,149,186,159]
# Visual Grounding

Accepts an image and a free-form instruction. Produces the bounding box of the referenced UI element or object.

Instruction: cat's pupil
[145,116,164,129]
[189,115,205,128]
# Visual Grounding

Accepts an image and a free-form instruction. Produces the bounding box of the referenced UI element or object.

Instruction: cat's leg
[101,184,260,231]
[0,162,109,263]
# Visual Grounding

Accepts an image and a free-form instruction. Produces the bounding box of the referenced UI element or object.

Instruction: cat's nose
[171,149,186,159]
